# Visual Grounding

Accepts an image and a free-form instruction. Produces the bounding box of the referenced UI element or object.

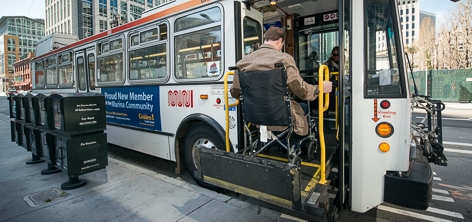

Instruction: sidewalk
[0,113,306,222]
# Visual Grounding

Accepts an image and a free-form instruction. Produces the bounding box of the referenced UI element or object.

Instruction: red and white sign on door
[323,12,338,22]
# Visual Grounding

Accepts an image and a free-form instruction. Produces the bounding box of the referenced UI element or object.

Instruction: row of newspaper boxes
[9,93,108,190]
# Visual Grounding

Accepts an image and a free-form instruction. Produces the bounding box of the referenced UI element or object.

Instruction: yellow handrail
[224,71,239,152]
[318,65,330,185]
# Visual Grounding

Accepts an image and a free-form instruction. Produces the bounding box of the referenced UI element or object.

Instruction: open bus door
[194,1,331,219]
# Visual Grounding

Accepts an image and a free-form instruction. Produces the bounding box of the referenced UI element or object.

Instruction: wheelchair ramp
[196,147,329,217]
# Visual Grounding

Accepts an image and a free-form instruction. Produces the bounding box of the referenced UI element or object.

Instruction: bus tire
[184,122,225,192]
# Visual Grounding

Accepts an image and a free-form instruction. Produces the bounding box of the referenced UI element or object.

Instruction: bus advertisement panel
[102,86,161,131]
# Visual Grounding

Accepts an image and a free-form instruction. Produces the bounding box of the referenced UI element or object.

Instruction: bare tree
[436,0,472,69]
[415,16,435,70]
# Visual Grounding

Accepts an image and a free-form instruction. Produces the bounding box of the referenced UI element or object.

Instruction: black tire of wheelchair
[184,122,225,192]
[307,141,318,161]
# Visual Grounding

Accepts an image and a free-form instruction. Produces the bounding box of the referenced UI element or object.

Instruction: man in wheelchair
[230,27,332,161]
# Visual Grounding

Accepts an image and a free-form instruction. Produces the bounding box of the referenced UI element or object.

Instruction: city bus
[30,0,447,219]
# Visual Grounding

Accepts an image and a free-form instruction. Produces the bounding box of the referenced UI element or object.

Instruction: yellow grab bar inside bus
[224,71,239,152]
[317,65,331,185]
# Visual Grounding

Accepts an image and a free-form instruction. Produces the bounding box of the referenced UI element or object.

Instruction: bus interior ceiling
[249,0,338,19]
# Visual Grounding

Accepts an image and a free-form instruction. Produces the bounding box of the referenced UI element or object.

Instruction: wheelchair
[232,63,319,163]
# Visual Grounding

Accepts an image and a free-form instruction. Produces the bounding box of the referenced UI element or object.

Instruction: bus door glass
[296,12,339,82]
[75,51,86,92]
[241,4,262,57]
[86,48,96,91]
[365,0,405,97]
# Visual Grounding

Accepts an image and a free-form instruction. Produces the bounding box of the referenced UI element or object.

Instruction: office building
[12,52,35,91]
[45,0,172,40]
[0,16,45,92]
[376,0,436,52]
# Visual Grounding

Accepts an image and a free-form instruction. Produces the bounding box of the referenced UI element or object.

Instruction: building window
[400,9,403,15]
[412,8,415,13]
[406,16,409,22]
[412,15,415,21]
[110,0,118,17]
[412,31,415,37]
[406,8,409,14]
[406,24,409,29]
[100,20,108,32]
[99,0,107,17]
[130,4,145,20]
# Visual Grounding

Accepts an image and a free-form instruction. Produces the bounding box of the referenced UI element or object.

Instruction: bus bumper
[383,159,433,210]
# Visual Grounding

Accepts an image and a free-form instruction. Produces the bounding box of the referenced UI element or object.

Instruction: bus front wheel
[184,122,225,191]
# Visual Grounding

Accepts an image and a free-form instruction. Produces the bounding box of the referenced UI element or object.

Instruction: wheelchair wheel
[184,122,225,192]
[307,140,318,161]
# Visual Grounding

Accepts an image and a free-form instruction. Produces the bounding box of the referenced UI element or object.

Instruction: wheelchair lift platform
[194,141,338,218]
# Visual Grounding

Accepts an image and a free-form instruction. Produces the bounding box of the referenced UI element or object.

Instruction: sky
[418,0,459,25]
[0,0,462,22]
[0,0,46,19]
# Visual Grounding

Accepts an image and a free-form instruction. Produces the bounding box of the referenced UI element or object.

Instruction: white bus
[30,0,447,219]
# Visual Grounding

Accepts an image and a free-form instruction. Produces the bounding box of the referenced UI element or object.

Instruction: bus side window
[97,53,123,82]
[174,7,222,80]
[129,44,167,80]
[174,27,222,79]
[58,63,74,87]
[97,37,124,84]
[128,23,167,81]
[34,61,45,89]
[58,52,74,88]
[46,57,58,88]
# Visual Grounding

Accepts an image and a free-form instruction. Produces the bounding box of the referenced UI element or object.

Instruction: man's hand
[323,81,333,93]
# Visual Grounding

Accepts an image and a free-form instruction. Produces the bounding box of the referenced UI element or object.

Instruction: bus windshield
[365,0,405,97]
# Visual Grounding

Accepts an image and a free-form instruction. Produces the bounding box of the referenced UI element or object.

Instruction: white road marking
[377,205,454,222]
[426,207,464,219]
[432,188,449,195]
[442,117,471,121]
[433,172,437,175]
[434,177,442,181]
[414,116,471,121]
[444,148,472,155]
[432,195,454,202]
[443,141,472,147]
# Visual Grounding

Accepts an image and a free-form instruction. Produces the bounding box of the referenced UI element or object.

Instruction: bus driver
[230,27,332,136]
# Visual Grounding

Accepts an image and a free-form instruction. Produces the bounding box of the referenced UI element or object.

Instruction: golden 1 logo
[138,113,155,120]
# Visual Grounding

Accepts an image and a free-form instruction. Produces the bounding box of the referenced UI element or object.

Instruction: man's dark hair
[264,27,284,42]
[331,46,339,53]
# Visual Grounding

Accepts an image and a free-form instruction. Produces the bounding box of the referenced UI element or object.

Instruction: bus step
[304,182,330,217]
